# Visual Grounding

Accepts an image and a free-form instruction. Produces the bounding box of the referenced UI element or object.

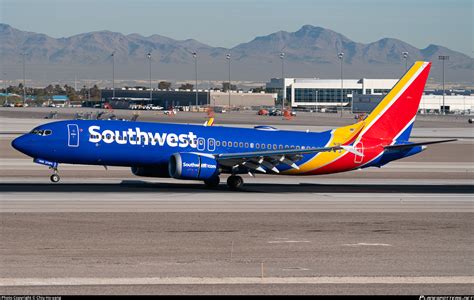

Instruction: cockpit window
[30,129,52,136]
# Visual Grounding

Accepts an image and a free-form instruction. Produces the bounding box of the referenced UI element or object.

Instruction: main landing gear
[227,175,243,190]
[203,175,244,189]
[50,167,60,183]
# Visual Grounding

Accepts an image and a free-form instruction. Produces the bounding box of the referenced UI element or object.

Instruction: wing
[214,145,363,174]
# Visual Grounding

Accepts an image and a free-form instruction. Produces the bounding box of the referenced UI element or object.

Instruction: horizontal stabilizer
[340,145,364,157]
[384,139,457,151]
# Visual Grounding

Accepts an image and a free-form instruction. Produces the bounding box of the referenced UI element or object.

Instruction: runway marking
[1,276,472,286]
[343,243,392,247]
[268,240,311,244]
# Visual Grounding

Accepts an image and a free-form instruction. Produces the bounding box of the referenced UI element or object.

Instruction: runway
[0,114,473,294]
[1,176,473,294]
[0,210,473,294]
[0,176,473,213]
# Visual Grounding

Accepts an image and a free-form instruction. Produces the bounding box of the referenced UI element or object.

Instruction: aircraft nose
[11,135,31,155]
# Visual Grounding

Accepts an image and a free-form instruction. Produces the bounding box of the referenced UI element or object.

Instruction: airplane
[12,61,455,189]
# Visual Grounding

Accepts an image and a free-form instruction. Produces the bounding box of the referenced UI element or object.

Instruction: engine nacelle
[131,164,170,178]
[168,152,219,180]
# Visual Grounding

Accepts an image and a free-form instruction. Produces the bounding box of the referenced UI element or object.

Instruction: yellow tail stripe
[361,61,425,132]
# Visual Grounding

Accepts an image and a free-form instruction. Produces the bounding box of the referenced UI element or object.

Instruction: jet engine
[168,152,219,180]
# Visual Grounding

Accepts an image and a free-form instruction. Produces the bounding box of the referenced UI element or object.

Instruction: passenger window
[239,142,243,147]
[256,143,260,149]
[223,141,227,146]
[262,144,266,149]
[267,144,271,149]
[279,145,283,149]
[245,142,249,148]
[216,141,221,146]
[233,141,238,147]
[273,144,277,150]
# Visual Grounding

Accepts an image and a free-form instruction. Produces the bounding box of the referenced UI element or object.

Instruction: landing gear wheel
[227,175,243,189]
[50,174,60,183]
[204,176,220,188]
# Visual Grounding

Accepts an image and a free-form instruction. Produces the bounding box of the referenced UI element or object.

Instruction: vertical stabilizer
[358,61,431,143]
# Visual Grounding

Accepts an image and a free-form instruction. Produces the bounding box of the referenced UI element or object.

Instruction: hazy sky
[1,0,472,56]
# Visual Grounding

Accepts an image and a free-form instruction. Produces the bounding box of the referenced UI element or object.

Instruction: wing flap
[216,145,362,173]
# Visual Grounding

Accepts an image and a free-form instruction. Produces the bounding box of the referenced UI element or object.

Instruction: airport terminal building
[266,77,397,108]
[266,77,474,113]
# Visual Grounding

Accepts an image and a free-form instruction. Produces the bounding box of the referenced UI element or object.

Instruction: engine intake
[169,152,219,180]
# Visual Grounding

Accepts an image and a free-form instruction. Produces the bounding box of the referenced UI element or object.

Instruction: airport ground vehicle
[12,62,455,189]
[269,109,282,116]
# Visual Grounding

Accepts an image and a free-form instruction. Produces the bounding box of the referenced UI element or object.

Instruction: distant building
[51,95,69,107]
[266,78,397,108]
[418,94,473,114]
[352,91,474,114]
[209,91,275,107]
[52,95,69,102]
[99,88,275,109]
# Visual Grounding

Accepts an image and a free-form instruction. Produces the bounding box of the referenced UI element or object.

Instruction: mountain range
[1,23,472,85]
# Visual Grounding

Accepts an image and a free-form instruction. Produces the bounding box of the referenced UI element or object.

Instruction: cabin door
[67,124,80,147]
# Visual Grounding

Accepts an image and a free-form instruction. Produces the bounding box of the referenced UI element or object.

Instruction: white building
[266,78,397,108]
[266,77,474,113]
[419,95,473,113]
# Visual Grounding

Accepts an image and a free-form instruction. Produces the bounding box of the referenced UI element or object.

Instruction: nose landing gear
[50,167,60,183]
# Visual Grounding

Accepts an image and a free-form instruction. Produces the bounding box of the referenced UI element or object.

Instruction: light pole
[280,52,285,111]
[338,52,344,117]
[193,51,198,106]
[3,72,7,104]
[438,55,449,115]
[21,52,27,105]
[226,53,231,110]
[402,51,408,72]
[111,51,115,99]
[147,52,152,102]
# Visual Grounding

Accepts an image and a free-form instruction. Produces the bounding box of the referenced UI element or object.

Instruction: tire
[50,174,60,183]
[204,176,220,188]
[227,175,243,190]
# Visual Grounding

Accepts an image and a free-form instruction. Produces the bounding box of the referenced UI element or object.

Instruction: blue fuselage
[12,120,330,168]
